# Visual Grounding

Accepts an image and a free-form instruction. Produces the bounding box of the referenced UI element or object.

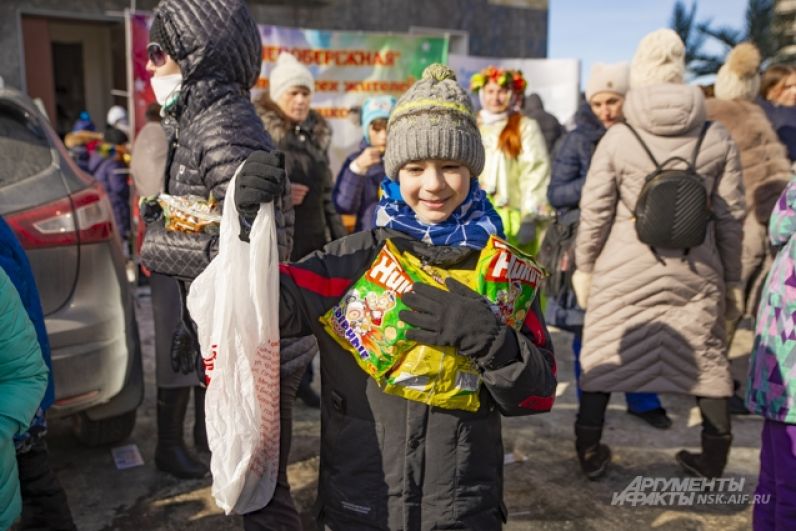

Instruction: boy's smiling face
[398,160,471,224]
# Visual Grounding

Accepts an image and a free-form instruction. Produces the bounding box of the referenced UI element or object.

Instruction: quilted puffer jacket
[547,103,605,214]
[154,0,294,263]
[575,83,746,398]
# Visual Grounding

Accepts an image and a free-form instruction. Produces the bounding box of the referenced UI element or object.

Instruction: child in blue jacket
[333,95,396,232]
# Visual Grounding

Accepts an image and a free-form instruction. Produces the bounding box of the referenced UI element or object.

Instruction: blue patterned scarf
[374,178,504,249]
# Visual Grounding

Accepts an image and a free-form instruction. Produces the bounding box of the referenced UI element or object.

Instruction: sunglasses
[147,43,167,67]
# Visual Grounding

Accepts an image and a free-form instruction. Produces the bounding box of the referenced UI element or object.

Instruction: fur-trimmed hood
[254,94,332,151]
[706,97,790,221]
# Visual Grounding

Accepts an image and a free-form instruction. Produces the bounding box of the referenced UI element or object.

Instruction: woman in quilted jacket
[143,0,296,508]
[746,177,796,530]
[571,29,746,480]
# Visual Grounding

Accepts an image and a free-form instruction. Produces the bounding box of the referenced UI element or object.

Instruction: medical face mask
[150,73,182,107]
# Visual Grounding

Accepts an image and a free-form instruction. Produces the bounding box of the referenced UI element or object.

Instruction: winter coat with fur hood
[256,96,347,261]
[575,83,746,398]
[706,98,791,315]
[153,0,294,264]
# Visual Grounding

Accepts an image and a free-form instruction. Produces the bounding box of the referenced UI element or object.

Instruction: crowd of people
[3,0,796,529]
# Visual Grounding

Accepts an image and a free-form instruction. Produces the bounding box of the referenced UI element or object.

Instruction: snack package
[321,240,419,379]
[320,236,546,412]
[157,194,222,234]
[381,250,482,411]
[476,236,545,331]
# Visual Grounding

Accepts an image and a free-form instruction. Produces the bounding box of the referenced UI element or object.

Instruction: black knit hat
[148,14,176,58]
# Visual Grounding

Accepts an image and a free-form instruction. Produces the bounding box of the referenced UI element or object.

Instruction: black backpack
[621,122,717,256]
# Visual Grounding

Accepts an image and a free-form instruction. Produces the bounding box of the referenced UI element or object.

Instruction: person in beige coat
[706,42,792,416]
[707,43,791,328]
[570,29,746,480]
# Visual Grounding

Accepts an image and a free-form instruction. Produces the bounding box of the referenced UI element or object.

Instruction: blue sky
[548,0,749,85]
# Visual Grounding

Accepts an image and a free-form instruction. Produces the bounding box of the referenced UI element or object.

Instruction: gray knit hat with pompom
[384,64,484,179]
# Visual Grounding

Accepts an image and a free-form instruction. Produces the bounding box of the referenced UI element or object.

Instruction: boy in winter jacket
[235,64,557,531]
[333,95,396,232]
[746,178,796,531]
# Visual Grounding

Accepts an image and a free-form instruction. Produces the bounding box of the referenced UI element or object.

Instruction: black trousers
[16,438,76,531]
[577,391,731,436]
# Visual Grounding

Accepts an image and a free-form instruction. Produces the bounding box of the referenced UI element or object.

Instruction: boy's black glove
[400,277,503,361]
[235,150,287,216]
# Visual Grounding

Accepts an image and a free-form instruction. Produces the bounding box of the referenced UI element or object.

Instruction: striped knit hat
[384,64,484,180]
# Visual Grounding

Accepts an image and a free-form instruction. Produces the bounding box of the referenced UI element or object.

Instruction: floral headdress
[469,66,528,95]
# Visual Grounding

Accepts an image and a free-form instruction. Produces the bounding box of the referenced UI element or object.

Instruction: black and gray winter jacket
[279,227,557,530]
[154,0,294,263]
[256,97,347,261]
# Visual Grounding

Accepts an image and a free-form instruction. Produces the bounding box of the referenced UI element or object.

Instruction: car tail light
[6,185,115,249]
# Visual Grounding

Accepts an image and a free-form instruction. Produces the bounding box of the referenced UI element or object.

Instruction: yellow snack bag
[381,250,482,411]
[319,236,546,413]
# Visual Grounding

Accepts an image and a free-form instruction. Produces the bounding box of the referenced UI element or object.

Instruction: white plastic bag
[187,173,280,514]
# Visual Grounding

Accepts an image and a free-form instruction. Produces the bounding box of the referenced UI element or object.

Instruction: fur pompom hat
[714,42,761,101]
[630,29,686,88]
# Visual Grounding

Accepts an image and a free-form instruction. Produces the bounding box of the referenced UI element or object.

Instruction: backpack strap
[621,122,660,168]
[689,121,711,170]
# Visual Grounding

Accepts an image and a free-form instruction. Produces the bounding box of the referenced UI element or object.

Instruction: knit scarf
[374,178,504,249]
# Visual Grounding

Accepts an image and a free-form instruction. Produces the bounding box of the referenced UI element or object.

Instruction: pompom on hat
[630,29,686,88]
[714,42,762,101]
[585,62,629,101]
[269,52,314,101]
[384,64,484,180]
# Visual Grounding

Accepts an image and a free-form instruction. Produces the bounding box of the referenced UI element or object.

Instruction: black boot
[676,433,733,478]
[575,423,611,480]
[155,387,209,479]
[193,386,209,453]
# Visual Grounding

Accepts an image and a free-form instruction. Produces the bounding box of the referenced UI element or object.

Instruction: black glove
[516,218,537,247]
[399,277,502,361]
[235,150,287,217]
[140,197,163,224]
[170,322,198,375]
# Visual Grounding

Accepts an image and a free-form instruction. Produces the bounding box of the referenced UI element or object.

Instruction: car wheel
[72,409,137,447]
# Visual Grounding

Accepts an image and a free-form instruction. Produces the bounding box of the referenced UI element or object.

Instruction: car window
[0,103,52,185]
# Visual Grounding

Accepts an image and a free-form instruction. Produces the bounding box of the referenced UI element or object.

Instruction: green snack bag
[476,235,546,330]
[320,240,419,378]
